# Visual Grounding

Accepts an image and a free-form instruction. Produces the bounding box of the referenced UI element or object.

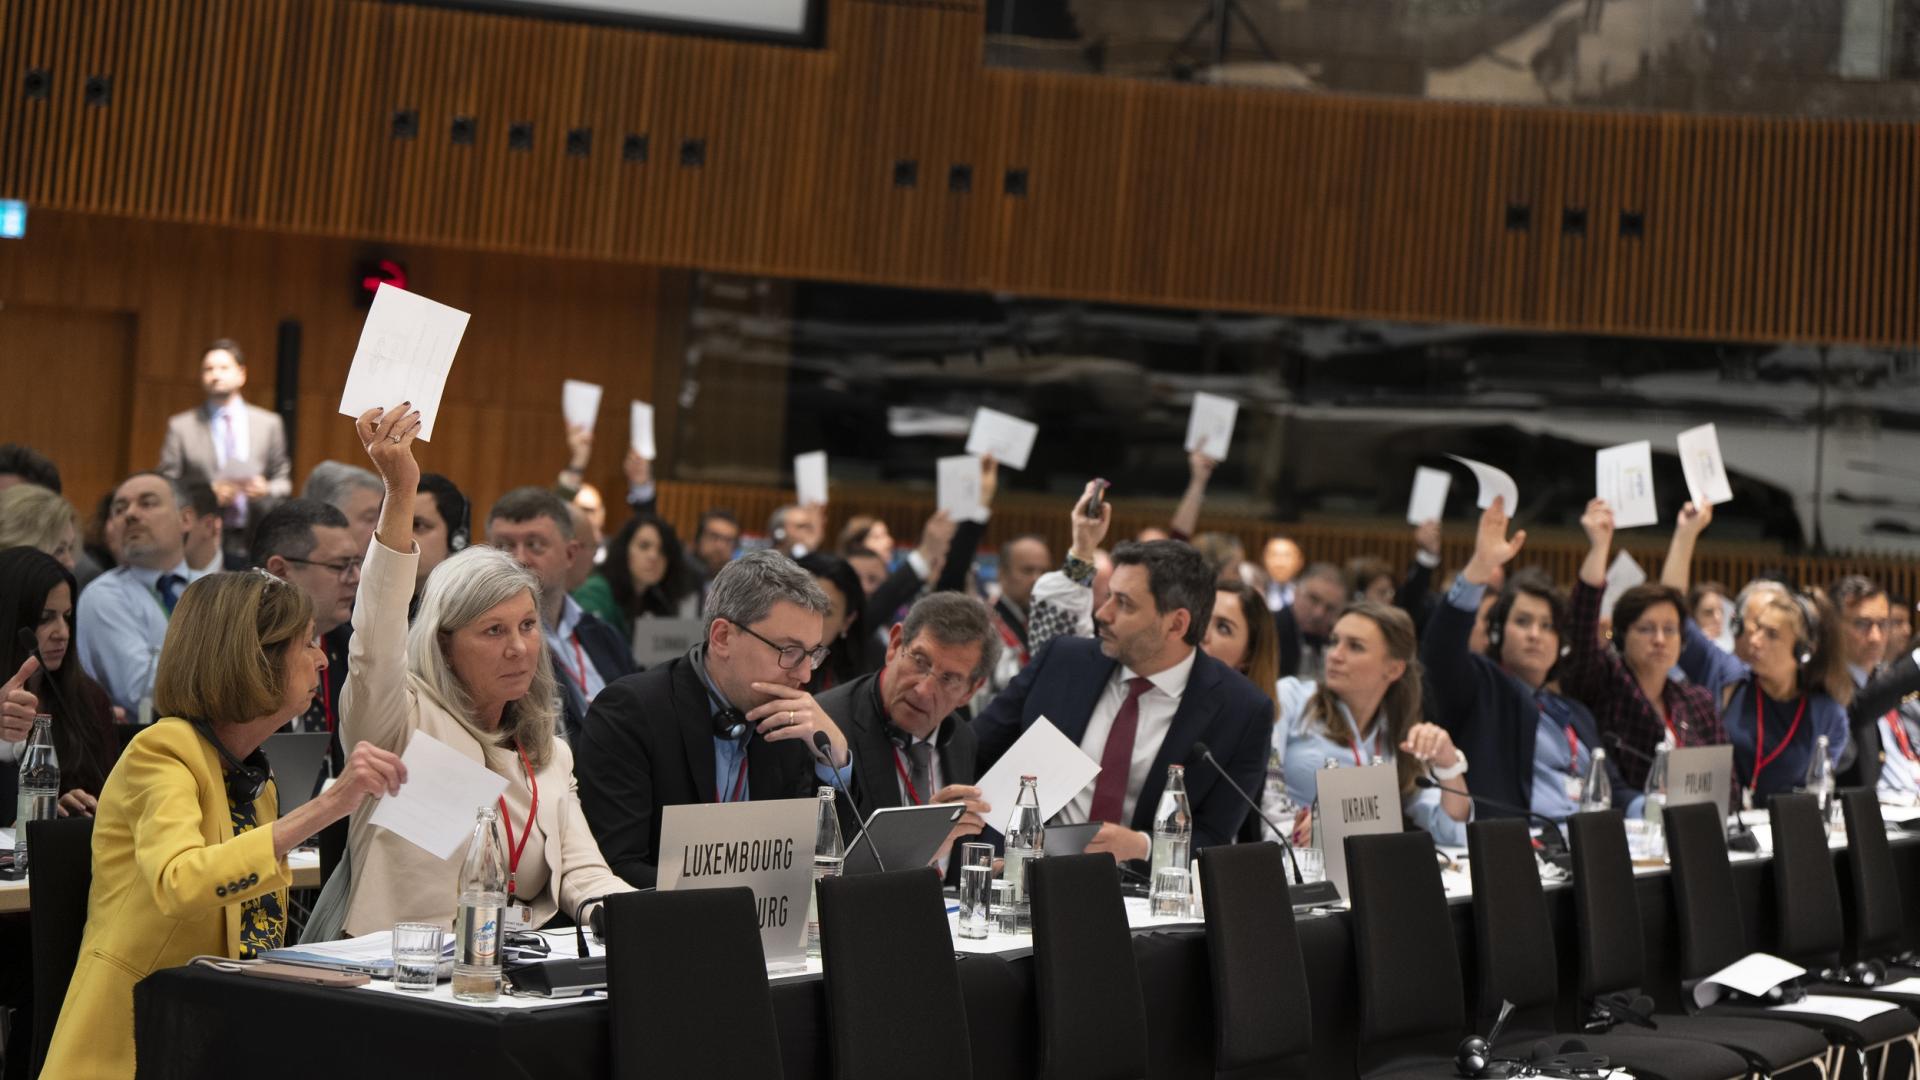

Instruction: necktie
[904,740,934,805]
[1089,676,1154,824]
[222,411,249,527]
[157,573,186,614]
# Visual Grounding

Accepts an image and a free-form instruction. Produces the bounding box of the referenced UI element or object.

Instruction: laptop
[844,804,963,875]
[264,732,333,815]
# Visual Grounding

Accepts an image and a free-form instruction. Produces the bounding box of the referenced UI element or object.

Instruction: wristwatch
[1428,752,1469,782]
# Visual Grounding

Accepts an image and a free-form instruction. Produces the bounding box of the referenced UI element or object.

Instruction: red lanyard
[318,676,335,733]
[1563,725,1582,777]
[1750,688,1808,792]
[1889,711,1920,764]
[563,636,590,694]
[891,748,925,805]
[725,753,750,803]
[1661,714,1680,747]
[495,744,539,897]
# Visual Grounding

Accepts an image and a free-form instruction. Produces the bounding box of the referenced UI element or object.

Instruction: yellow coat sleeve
[122,737,290,919]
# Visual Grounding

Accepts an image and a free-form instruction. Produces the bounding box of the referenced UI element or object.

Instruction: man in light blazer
[158,339,293,543]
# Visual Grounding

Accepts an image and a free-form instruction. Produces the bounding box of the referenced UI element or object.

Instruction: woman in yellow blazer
[40,570,407,1079]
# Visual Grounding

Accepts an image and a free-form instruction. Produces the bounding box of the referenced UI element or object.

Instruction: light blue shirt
[689,647,848,800]
[1529,707,1592,822]
[77,559,190,711]
[545,596,608,704]
[1272,676,1467,846]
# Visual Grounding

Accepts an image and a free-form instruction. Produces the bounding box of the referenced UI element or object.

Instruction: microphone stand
[1413,776,1572,869]
[1193,743,1343,908]
[815,731,885,873]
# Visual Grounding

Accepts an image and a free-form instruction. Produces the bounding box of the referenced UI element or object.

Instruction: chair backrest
[1345,831,1466,1064]
[1196,842,1313,1069]
[1766,793,1845,963]
[27,815,94,1077]
[1030,853,1149,1080]
[1663,801,1749,980]
[1467,818,1559,1034]
[604,887,784,1080]
[1565,810,1646,1000]
[1839,787,1905,957]
[817,867,971,1080]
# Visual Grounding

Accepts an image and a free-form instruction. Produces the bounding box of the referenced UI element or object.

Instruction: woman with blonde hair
[41,570,403,1077]
[319,403,631,940]
[0,483,80,571]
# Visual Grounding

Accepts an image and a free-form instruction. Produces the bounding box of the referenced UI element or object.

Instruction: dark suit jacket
[158,402,292,496]
[555,610,640,741]
[575,655,819,888]
[972,637,1271,854]
[1841,650,1920,790]
[1274,605,1307,679]
[816,671,978,838]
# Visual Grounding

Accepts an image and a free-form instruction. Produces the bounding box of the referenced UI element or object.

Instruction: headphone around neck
[188,718,274,808]
[689,644,750,742]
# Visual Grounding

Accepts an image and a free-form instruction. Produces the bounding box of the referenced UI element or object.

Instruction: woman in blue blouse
[1662,501,1850,802]
[1269,600,1472,845]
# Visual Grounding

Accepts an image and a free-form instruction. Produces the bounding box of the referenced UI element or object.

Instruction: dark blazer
[1273,605,1307,679]
[556,610,641,741]
[1841,649,1920,790]
[859,520,988,633]
[972,636,1272,853]
[575,655,819,888]
[816,671,978,838]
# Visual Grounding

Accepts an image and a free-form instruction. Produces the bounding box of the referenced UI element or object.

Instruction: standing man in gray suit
[158,339,293,551]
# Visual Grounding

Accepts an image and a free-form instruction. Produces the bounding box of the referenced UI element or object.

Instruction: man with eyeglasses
[252,498,361,761]
[816,592,1000,866]
[576,549,856,889]
[1827,575,1920,793]
[76,472,197,715]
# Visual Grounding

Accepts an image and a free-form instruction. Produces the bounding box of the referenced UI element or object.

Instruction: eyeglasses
[1848,617,1895,636]
[730,620,830,670]
[903,648,974,697]
[281,556,364,582]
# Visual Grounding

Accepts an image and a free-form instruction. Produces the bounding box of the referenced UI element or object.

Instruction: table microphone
[814,731,884,873]
[574,893,612,958]
[1192,742,1343,908]
[1412,775,1571,863]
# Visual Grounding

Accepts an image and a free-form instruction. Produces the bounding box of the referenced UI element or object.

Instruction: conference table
[132,822,1920,1080]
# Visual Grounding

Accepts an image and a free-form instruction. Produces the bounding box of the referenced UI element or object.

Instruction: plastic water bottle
[452,805,507,1002]
[1149,764,1192,879]
[1003,775,1043,933]
[13,715,58,874]
[806,786,843,957]
[1643,740,1671,856]
[1579,748,1614,812]
[1803,734,1836,828]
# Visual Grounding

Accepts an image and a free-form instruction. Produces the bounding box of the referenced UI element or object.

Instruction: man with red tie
[973,540,1273,865]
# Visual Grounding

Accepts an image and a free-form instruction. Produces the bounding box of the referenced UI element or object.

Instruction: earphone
[688,643,750,741]
[1728,582,1818,666]
[444,487,471,552]
[188,718,274,808]
[1821,959,1888,988]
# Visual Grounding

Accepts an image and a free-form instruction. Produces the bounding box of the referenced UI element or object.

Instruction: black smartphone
[1085,478,1110,519]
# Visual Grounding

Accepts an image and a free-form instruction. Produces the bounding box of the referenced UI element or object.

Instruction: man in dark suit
[816,592,1000,864]
[486,487,636,739]
[1274,562,1346,680]
[577,549,855,888]
[975,540,1273,865]
[157,340,293,552]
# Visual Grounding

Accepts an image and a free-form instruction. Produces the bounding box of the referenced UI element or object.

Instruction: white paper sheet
[1599,550,1647,620]
[561,379,603,433]
[937,454,988,524]
[1406,466,1452,525]
[337,283,470,443]
[1445,454,1520,519]
[629,400,657,459]
[1874,976,1920,995]
[1596,440,1660,529]
[794,451,829,506]
[1183,392,1239,461]
[974,717,1101,826]
[1677,422,1735,507]
[1772,994,1900,1022]
[1693,952,1806,1008]
[367,731,510,860]
[964,407,1039,471]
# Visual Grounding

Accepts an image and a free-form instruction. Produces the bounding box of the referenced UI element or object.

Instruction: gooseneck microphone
[574,893,611,959]
[814,731,884,873]
[1413,775,1570,862]
[1193,742,1343,908]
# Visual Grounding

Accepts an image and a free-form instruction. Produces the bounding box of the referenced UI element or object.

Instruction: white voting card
[794,451,829,506]
[937,455,988,524]
[974,717,1100,826]
[1183,392,1239,461]
[1772,995,1900,1022]
[367,731,510,860]
[562,379,603,434]
[1694,953,1805,1008]
[1677,422,1735,507]
[965,407,1039,471]
[630,401,657,459]
[1599,550,1647,620]
[338,283,469,443]
[1406,466,1452,525]
[1596,440,1659,529]
[1446,455,1519,519]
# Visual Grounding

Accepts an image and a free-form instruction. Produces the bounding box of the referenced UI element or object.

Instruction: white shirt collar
[125,557,192,589]
[1120,646,1197,701]
[553,594,585,638]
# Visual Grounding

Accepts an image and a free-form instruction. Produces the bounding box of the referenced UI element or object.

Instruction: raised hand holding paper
[1595,441,1659,529]
[794,451,829,506]
[965,407,1039,471]
[1406,466,1451,525]
[1677,423,1734,507]
[1445,455,1519,519]
[1183,392,1239,461]
[561,380,603,434]
[937,455,988,524]
[629,401,657,459]
[338,283,470,442]
[1600,550,1647,620]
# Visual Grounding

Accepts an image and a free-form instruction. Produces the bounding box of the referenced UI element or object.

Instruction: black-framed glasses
[729,619,830,670]
[281,556,363,581]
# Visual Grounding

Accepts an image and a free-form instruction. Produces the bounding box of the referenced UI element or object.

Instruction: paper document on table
[262,930,451,976]
[1596,440,1660,529]
[1183,392,1239,461]
[630,401,657,459]
[338,283,469,442]
[1406,466,1452,525]
[562,380,603,433]
[937,455,988,524]
[1693,952,1805,1008]
[974,717,1100,826]
[1772,995,1900,1022]
[367,731,510,860]
[794,451,829,506]
[1875,977,1920,995]
[965,407,1039,471]
[1446,455,1519,519]
[1599,551,1647,620]
[1677,422,1735,508]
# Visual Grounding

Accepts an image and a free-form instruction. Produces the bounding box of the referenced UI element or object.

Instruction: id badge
[503,902,533,934]
[1564,776,1584,803]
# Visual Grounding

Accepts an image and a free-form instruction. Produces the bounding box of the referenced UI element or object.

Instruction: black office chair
[603,887,783,1079]
[1345,830,1471,1078]
[26,816,93,1080]
[1466,817,1750,1080]
[1667,801,1916,1078]
[1838,788,1920,978]
[1769,794,1920,1014]
[1564,809,1832,1077]
[816,867,971,1080]
[1028,852,1148,1080]
[1196,842,1312,1074]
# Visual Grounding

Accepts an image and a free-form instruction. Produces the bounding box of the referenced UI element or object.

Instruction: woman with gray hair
[319,403,631,940]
